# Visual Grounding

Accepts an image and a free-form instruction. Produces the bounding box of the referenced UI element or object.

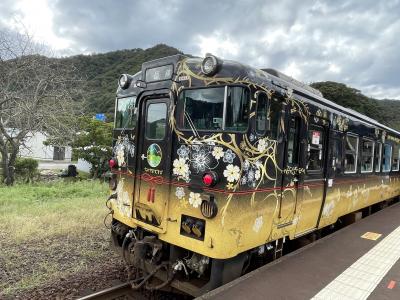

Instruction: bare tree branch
[0,27,85,185]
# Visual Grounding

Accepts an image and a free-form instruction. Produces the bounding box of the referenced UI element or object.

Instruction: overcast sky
[1,0,400,99]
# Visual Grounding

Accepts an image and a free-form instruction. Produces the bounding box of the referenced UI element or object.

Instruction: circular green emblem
[147,144,162,167]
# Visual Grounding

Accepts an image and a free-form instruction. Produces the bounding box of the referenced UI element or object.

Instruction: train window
[146,103,167,140]
[287,117,300,165]
[307,125,324,172]
[225,87,250,131]
[268,96,281,140]
[361,138,374,173]
[382,143,392,172]
[332,138,343,173]
[374,142,382,172]
[256,92,268,135]
[179,86,249,132]
[115,96,136,128]
[392,144,399,171]
[344,134,358,174]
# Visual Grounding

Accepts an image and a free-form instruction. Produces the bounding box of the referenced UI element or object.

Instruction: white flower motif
[175,187,185,199]
[257,138,268,152]
[252,216,263,233]
[192,150,211,172]
[223,164,240,183]
[223,149,236,163]
[177,145,190,159]
[243,160,250,171]
[240,176,247,185]
[212,146,224,160]
[116,148,125,167]
[189,192,202,208]
[248,169,255,182]
[255,169,261,180]
[173,158,189,177]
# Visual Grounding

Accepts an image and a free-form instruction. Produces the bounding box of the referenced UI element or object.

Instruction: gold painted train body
[108,54,400,296]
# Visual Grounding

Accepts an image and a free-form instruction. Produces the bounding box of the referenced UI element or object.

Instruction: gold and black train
[107,54,400,296]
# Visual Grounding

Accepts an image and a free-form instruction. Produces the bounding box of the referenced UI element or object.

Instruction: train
[107,53,400,296]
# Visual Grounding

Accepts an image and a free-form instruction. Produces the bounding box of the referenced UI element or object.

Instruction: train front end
[108,54,282,296]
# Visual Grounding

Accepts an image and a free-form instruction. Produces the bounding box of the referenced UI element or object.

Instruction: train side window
[332,138,343,172]
[268,96,281,140]
[374,142,382,172]
[287,117,300,165]
[255,92,268,135]
[361,138,374,173]
[344,134,358,174]
[306,125,324,172]
[146,103,167,140]
[392,143,399,171]
[382,143,392,172]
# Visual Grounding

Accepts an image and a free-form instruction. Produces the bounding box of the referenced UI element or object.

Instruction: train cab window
[256,92,268,135]
[361,138,374,173]
[146,103,167,140]
[375,142,382,172]
[344,134,358,174]
[115,96,136,128]
[392,144,399,171]
[225,87,249,131]
[268,96,281,140]
[382,143,392,172]
[307,126,324,172]
[179,86,249,132]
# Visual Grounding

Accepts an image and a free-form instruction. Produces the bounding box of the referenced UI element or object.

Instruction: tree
[71,117,113,178]
[0,28,83,185]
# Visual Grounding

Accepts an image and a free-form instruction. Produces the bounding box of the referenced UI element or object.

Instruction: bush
[15,158,39,183]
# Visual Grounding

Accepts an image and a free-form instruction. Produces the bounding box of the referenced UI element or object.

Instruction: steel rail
[77,282,145,300]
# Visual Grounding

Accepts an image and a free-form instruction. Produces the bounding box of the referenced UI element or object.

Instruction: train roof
[117,54,400,136]
[255,64,400,137]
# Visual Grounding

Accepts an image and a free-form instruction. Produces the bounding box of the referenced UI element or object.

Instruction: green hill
[63,44,182,116]
[59,44,400,130]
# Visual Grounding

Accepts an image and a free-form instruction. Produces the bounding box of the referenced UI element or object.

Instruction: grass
[0,180,108,242]
[0,180,116,297]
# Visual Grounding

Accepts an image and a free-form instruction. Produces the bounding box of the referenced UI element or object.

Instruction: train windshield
[115,96,136,129]
[180,86,249,132]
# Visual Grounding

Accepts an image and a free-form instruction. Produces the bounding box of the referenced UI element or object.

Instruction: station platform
[199,203,400,300]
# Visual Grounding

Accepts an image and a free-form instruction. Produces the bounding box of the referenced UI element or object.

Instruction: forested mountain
[63,44,182,115]
[63,44,400,130]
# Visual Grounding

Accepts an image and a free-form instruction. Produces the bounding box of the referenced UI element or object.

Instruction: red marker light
[202,172,217,187]
[109,159,117,169]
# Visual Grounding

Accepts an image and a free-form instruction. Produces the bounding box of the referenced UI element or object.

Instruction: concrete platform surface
[199,203,400,300]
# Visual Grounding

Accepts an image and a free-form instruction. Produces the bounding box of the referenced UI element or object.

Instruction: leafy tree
[72,117,113,178]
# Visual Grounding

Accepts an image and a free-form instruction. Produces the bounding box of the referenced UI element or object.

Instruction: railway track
[77,282,146,300]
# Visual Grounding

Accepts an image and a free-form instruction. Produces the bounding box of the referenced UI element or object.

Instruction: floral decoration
[189,192,202,208]
[223,164,241,183]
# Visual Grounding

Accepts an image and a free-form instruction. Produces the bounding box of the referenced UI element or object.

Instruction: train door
[277,114,304,228]
[294,120,329,236]
[133,98,171,229]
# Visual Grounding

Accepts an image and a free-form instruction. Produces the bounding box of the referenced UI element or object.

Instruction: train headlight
[201,54,219,76]
[181,217,194,234]
[192,220,205,238]
[118,74,131,89]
